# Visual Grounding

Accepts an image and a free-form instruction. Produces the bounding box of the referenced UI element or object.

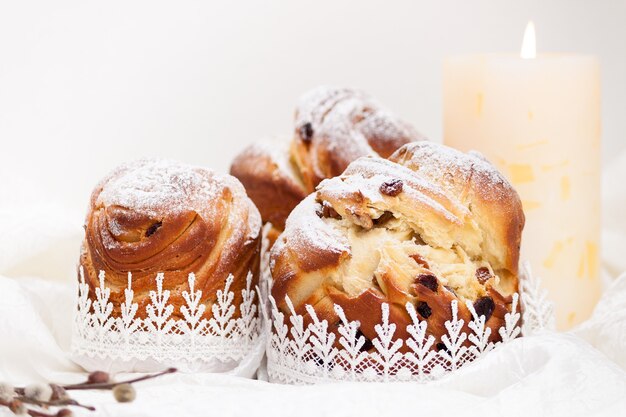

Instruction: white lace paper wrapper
[264,262,554,384]
[71,267,264,374]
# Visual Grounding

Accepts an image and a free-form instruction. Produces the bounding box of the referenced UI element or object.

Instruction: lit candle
[443,22,601,329]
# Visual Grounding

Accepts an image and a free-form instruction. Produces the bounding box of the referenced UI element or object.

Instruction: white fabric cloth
[1,151,626,416]
[1,274,625,416]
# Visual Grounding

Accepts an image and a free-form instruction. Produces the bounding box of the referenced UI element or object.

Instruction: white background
[0,6,625,415]
[0,0,624,216]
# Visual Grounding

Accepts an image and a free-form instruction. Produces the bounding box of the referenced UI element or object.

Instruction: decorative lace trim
[71,267,261,365]
[264,262,554,384]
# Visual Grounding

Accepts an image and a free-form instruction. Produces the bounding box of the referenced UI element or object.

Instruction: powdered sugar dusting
[272,142,523,335]
[235,141,303,186]
[277,142,521,273]
[96,158,222,217]
[392,142,514,201]
[295,86,363,129]
[295,86,423,160]
[281,194,350,256]
[318,157,466,225]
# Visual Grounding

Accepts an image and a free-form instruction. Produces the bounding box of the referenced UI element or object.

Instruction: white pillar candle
[443,23,601,329]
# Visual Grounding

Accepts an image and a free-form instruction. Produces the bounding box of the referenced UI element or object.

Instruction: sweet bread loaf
[270,141,525,350]
[79,158,262,320]
[229,141,307,243]
[230,87,425,236]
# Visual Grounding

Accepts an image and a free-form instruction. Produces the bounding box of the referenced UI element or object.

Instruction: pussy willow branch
[13,367,177,393]
[0,398,62,417]
[62,367,177,391]
[25,409,58,417]
[4,367,177,415]
[18,395,96,411]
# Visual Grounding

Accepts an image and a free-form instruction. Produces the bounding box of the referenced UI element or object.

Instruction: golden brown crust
[229,143,307,230]
[292,87,425,188]
[390,142,525,278]
[230,86,426,232]
[270,142,525,351]
[80,159,262,320]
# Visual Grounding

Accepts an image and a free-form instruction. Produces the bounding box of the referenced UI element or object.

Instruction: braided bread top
[80,158,262,319]
[230,86,425,230]
[271,142,524,348]
[292,86,425,190]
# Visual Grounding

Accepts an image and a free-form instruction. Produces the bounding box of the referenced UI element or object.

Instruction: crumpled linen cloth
[1,151,626,416]
[0,273,625,417]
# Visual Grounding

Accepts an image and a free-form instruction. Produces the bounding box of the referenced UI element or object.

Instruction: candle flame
[520,21,536,59]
